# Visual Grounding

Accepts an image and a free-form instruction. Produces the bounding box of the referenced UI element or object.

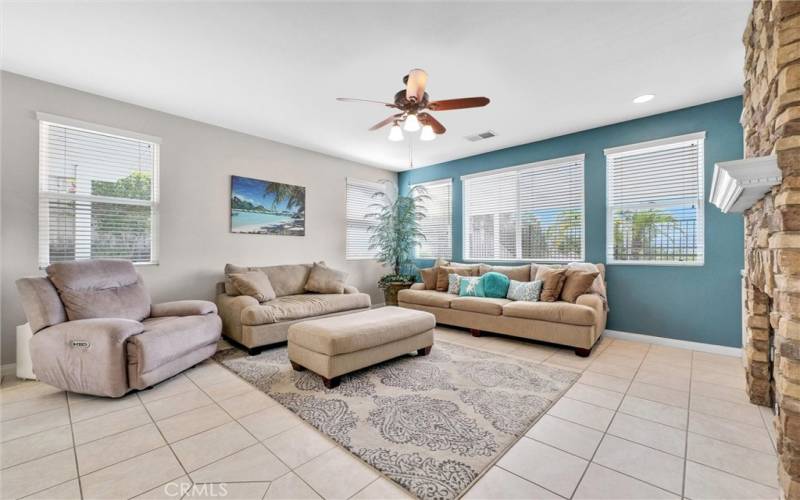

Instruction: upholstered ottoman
[287,306,435,388]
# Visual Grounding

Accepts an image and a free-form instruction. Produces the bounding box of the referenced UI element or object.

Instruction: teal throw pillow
[507,279,543,302]
[480,271,510,298]
[458,276,485,297]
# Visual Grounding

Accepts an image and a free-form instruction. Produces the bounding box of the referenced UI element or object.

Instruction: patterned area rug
[214,341,578,499]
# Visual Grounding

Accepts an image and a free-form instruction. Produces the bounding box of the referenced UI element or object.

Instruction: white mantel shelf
[710,156,782,213]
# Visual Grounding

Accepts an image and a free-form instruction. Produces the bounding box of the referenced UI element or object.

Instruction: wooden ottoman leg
[322,376,340,389]
[470,328,482,337]
[417,346,432,356]
[290,361,306,371]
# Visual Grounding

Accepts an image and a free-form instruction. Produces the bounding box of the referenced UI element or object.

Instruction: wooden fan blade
[428,97,490,111]
[369,114,402,131]
[405,69,428,102]
[419,112,446,134]
[337,98,396,107]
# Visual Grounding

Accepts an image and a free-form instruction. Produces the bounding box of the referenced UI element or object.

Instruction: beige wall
[0,71,395,366]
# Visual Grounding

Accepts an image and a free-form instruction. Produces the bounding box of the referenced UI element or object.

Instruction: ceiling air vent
[465,130,496,142]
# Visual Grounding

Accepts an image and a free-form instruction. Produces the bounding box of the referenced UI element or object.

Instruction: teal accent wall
[398,97,745,347]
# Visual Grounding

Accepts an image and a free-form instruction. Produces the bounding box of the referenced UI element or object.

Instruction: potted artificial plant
[366,180,429,306]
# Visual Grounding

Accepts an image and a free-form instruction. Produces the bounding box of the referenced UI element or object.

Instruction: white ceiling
[1,1,750,171]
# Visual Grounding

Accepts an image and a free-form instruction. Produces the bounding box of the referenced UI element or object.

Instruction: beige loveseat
[216,263,371,354]
[397,263,607,356]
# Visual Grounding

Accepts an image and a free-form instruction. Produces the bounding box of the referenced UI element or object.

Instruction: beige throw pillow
[534,266,567,302]
[419,268,438,290]
[229,271,276,302]
[305,262,348,294]
[560,269,600,303]
[436,266,477,291]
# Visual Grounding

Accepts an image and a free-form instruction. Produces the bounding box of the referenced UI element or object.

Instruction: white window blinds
[413,179,452,259]
[605,132,705,265]
[346,178,381,259]
[462,155,585,262]
[38,114,160,267]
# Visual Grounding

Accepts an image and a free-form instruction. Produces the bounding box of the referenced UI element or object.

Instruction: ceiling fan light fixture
[420,125,436,141]
[388,124,404,142]
[403,113,421,132]
[633,94,655,104]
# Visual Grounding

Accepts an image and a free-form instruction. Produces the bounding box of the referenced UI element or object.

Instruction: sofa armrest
[151,300,217,317]
[576,294,607,332]
[30,318,145,397]
[410,283,426,290]
[343,285,359,294]
[215,293,259,342]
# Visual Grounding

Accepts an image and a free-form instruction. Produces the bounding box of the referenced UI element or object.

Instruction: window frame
[345,177,383,260]
[37,112,161,268]
[411,178,453,260]
[604,131,705,267]
[460,154,586,263]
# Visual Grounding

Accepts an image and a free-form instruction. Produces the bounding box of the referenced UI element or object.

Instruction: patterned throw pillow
[447,273,462,294]
[459,276,485,297]
[507,279,543,302]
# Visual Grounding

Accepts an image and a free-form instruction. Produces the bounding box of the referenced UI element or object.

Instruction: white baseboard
[1,363,17,376]
[604,330,742,358]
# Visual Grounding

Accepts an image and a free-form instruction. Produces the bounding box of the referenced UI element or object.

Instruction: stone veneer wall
[743,1,800,496]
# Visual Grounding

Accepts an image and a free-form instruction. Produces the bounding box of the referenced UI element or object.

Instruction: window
[413,179,452,259]
[462,154,585,262]
[38,113,160,267]
[605,132,705,265]
[345,178,382,259]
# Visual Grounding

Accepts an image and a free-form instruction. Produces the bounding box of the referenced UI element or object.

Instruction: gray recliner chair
[16,259,222,397]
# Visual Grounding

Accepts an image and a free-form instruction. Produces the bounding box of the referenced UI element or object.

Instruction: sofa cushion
[229,271,277,302]
[459,276,485,297]
[502,301,595,326]
[484,265,530,281]
[130,315,221,373]
[288,306,435,356]
[46,260,151,322]
[240,293,371,326]
[450,297,511,316]
[225,263,313,297]
[304,262,348,294]
[396,289,453,308]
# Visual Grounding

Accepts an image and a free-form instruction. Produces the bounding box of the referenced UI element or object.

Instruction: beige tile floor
[0,327,779,500]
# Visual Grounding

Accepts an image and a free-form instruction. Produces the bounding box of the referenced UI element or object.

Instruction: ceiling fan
[337,69,490,141]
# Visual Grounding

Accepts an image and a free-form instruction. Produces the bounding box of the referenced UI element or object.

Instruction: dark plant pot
[383,282,413,306]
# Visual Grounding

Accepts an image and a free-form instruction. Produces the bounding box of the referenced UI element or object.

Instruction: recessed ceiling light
[633,94,655,104]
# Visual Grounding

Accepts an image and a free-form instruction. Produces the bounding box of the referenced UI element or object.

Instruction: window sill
[606,260,704,267]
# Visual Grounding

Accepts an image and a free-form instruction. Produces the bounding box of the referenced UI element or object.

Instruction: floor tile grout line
[136,390,193,483]
[494,463,570,499]
[181,364,328,500]
[758,402,779,455]
[682,457,780,490]
[681,349,696,498]
[64,390,84,500]
[346,477,381,500]
[568,341,653,500]
[684,427,776,456]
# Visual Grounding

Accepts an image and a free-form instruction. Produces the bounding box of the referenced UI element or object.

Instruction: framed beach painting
[230,175,305,236]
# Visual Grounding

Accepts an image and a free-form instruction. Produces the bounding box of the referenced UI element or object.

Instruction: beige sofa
[16,260,221,397]
[398,263,607,356]
[216,263,371,354]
